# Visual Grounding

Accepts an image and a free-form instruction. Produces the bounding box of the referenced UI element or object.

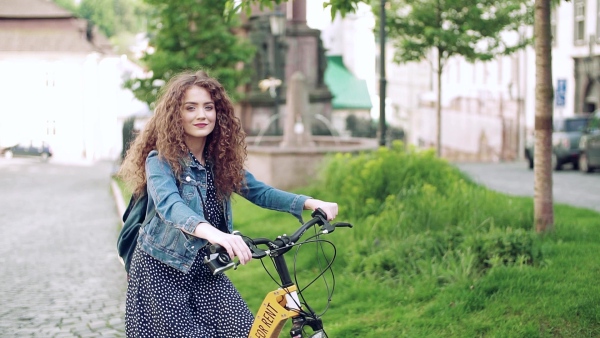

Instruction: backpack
[117,192,155,274]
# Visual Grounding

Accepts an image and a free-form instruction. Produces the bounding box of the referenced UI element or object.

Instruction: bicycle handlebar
[203,208,352,275]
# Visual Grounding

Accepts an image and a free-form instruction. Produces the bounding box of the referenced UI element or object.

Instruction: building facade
[0,0,147,163]
[312,0,595,161]
[570,0,600,115]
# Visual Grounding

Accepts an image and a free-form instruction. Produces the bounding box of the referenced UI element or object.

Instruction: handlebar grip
[209,230,242,254]
[209,237,268,259]
[210,244,226,254]
[311,208,327,219]
[334,222,353,228]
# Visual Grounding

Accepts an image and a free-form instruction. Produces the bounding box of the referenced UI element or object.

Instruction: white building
[0,0,148,163]
[307,1,375,136]
[310,0,592,161]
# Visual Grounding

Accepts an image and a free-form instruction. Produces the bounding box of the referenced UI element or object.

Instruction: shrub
[460,226,543,273]
[317,141,470,220]
[311,141,542,284]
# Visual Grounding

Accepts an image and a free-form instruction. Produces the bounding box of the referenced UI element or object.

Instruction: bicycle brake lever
[320,217,335,233]
[250,245,267,259]
[333,222,353,228]
[311,208,327,219]
[312,208,336,233]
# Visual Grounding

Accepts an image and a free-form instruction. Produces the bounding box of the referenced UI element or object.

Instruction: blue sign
[555,79,566,107]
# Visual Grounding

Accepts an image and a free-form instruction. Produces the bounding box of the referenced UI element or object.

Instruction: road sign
[555,79,566,107]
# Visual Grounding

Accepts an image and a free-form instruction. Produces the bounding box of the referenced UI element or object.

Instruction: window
[574,0,585,44]
[558,117,591,132]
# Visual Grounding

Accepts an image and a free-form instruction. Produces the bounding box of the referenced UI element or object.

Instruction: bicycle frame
[205,209,351,338]
[250,284,300,338]
[249,247,315,338]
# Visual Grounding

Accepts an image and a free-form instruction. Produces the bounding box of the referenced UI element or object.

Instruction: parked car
[1,140,53,161]
[524,115,591,170]
[578,111,600,173]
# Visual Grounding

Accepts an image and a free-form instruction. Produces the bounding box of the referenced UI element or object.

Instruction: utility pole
[379,0,387,146]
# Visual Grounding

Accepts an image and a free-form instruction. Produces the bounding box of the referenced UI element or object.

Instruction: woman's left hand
[304,199,338,221]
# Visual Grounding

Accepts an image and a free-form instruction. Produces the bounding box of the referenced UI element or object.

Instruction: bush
[461,226,542,273]
[316,141,470,220]
[309,141,542,284]
[345,114,405,142]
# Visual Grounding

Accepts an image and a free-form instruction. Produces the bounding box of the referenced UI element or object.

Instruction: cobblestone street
[0,158,127,337]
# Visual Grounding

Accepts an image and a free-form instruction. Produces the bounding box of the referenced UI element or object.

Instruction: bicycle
[203,208,353,338]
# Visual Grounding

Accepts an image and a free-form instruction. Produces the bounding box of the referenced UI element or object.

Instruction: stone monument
[238,0,332,136]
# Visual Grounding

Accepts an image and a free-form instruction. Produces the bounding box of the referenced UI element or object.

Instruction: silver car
[579,111,600,173]
[1,140,53,161]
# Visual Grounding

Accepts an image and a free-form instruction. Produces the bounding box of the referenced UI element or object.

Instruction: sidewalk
[0,160,127,337]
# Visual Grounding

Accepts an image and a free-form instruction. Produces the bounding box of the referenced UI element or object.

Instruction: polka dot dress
[125,162,254,337]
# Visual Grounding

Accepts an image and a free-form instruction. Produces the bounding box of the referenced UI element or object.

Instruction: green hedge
[306,141,542,284]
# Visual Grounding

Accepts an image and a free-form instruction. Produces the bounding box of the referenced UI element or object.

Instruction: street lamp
[269,11,286,37]
[269,11,285,135]
[378,0,387,146]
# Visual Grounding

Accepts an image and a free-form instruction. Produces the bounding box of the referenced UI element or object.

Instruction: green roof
[324,55,372,110]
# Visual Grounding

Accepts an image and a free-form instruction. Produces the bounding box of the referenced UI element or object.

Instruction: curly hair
[118,70,247,200]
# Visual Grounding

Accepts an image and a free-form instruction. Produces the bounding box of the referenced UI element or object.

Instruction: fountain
[246,71,378,190]
[242,0,377,190]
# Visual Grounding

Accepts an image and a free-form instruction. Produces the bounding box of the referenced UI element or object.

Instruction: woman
[118,70,338,337]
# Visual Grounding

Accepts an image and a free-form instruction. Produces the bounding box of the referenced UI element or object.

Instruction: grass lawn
[114,144,600,337]
[229,197,600,337]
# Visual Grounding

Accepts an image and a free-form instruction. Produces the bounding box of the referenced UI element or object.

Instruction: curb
[111,179,126,227]
[111,179,127,268]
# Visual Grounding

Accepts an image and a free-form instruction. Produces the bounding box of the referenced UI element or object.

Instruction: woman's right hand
[193,223,252,265]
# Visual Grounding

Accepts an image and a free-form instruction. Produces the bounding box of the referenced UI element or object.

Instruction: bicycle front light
[203,253,236,275]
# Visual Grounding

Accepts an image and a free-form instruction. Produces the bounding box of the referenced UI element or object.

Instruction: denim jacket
[137,150,310,273]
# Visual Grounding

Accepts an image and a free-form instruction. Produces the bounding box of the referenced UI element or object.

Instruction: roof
[324,55,372,110]
[0,0,112,53]
[0,0,72,19]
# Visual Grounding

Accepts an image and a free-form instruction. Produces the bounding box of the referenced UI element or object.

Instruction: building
[568,0,600,115]
[311,1,594,162]
[429,0,597,160]
[313,1,375,136]
[0,0,148,163]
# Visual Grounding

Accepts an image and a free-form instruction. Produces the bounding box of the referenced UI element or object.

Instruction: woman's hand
[303,199,338,221]
[193,223,252,265]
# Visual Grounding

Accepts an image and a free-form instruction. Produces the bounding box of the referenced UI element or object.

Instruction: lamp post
[378,0,387,146]
[269,11,286,135]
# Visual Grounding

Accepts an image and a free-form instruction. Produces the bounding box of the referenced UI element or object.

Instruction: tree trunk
[533,0,554,232]
[436,49,442,157]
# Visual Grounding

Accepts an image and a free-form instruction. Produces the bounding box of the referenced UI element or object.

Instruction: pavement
[0,157,127,337]
[455,160,600,212]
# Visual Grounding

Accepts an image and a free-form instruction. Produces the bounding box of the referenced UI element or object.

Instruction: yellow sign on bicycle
[250,286,299,338]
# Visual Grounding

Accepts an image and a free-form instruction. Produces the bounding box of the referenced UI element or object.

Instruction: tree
[240,0,557,234]
[125,0,255,106]
[382,0,532,157]
[121,116,136,161]
[230,0,360,20]
[79,0,118,37]
[54,0,150,56]
[78,0,148,38]
[533,0,554,232]
[53,0,78,12]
